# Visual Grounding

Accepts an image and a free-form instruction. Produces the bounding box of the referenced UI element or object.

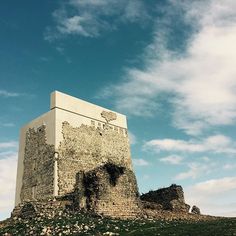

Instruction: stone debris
[103,232,119,236]
[191,205,201,215]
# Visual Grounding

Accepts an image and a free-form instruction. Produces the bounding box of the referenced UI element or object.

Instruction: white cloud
[185,177,236,216]
[201,156,210,162]
[0,141,18,149]
[0,142,18,220]
[143,174,150,180]
[0,90,21,98]
[145,134,236,154]
[133,158,149,166]
[223,163,236,170]
[194,177,236,194]
[45,0,149,40]
[1,123,15,127]
[146,138,204,153]
[0,151,17,159]
[121,0,149,23]
[54,13,104,37]
[100,0,236,135]
[128,131,137,145]
[174,162,214,180]
[0,151,17,220]
[160,155,183,165]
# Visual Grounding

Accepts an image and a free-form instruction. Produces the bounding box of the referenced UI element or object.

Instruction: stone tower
[15,91,140,218]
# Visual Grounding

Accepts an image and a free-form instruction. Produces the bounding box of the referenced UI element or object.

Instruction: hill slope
[1,212,236,236]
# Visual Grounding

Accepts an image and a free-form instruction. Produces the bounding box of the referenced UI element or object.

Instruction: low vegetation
[0,212,236,236]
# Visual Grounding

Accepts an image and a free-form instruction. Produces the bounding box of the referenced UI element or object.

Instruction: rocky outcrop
[140,184,190,212]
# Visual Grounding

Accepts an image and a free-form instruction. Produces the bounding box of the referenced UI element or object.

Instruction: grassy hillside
[1,212,236,236]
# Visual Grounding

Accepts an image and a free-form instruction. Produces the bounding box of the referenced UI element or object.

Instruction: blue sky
[1,0,236,220]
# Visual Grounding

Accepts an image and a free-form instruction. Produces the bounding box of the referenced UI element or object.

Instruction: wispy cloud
[174,162,215,180]
[143,174,150,180]
[133,158,149,166]
[160,155,183,165]
[185,177,236,216]
[99,0,236,135]
[0,151,17,158]
[192,177,236,195]
[0,141,18,149]
[1,123,15,128]
[144,134,236,154]
[128,131,137,145]
[0,151,17,220]
[0,90,21,98]
[39,56,51,62]
[223,163,236,170]
[45,0,150,41]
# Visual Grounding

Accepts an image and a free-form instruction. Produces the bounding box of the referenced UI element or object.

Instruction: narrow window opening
[32,159,37,171]
[32,185,37,199]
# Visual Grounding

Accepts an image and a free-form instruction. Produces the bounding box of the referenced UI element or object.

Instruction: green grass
[1,212,236,236]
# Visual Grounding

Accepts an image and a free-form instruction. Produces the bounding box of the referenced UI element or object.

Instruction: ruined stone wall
[20,125,55,202]
[57,122,132,196]
[74,163,141,218]
[140,184,190,212]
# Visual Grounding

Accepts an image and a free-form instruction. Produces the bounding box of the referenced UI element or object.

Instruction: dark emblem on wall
[101,111,117,123]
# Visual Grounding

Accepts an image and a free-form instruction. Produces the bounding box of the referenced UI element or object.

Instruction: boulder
[191,205,201,214]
